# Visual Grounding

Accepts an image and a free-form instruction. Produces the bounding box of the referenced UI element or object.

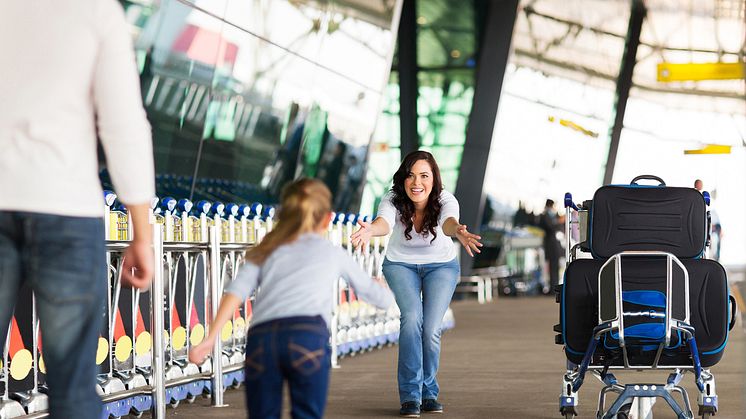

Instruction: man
[694,179,723,261]
[694,179,703,192]
[0,1,154,417]
[538,199,563,294]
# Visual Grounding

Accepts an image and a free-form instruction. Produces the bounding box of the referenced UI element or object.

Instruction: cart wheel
[186,395,197,404]
[231,381,242,389]
[131,411,144,418]
[169,400,180,409]
[560,407,576,418]
[701,413,713,419]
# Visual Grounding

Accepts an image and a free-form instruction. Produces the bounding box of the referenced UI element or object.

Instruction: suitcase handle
[729,295,737,331]
[630,175,666,186]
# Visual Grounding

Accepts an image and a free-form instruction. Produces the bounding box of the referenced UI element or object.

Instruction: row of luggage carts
[0,192,428,418]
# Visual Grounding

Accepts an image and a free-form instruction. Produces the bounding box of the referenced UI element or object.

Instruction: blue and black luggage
[556,175,737,419]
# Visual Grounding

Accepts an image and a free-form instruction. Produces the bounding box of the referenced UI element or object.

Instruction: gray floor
[144,294,745,419]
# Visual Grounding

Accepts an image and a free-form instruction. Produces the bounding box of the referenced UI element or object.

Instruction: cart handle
[630,175,666,186]
[729,295,737,331]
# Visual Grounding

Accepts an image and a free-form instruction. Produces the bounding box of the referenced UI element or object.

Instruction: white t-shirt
[376,190,460,264]
[0,0,154,216]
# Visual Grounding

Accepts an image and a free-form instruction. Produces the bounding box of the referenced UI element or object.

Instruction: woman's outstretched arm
[443,217,483,257]
[350,217,391,250]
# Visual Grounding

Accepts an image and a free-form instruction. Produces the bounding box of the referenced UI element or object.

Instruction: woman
[351,150,482,417]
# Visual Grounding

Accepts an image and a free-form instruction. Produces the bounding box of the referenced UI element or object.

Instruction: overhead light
[416,16,427,25]
[548,116,598,138]
[657,62,745,82]
[684,144,732,155]
[450,50,461,59]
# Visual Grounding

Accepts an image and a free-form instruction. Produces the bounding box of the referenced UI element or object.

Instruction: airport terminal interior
[1,0,745,418]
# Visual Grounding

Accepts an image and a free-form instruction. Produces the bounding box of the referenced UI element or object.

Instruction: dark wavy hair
[390,150,443,242]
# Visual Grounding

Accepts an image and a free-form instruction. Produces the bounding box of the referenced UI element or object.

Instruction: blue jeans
[243,316,331,419]
[381,257,459,404]
[0,212,106,419]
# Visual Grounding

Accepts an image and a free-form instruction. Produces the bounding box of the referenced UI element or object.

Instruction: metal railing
[0,196,416,419]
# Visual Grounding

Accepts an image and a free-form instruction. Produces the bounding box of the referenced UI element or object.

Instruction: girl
[351,150,482,418]
[190,178,394,419]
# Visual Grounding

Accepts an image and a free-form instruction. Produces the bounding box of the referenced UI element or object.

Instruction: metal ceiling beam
[303,0,396,28]
[523,6,746,57]
[398,0,419,159]
[603,0,646,185]
[455,0,519,275]
[512,48,745,100]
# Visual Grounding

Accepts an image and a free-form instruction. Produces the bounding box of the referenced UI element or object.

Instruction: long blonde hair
[245,178,332,264]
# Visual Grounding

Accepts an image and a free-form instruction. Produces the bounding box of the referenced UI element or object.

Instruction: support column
[603,0,646,185]
[398,0,419,159]
[455,0,519,275]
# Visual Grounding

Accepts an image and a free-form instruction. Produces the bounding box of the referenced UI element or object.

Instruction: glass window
[110,0,398,211]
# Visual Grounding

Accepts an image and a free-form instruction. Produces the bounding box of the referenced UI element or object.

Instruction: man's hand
[122,202,154,289]
[121,239,154,289]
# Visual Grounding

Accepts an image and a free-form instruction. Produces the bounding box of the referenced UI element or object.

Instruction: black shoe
[400,401,421,417]
[421,399,443,413]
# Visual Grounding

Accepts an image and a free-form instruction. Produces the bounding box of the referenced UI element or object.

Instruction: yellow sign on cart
[658,62,745,82]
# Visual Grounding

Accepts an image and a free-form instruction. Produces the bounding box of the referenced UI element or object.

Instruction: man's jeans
[0,212,105,418]
[382,257,459,404]
[243,316,331,419]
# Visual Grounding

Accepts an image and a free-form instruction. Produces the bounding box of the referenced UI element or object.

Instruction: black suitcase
[561,257,735,367]
[588,176,707,259]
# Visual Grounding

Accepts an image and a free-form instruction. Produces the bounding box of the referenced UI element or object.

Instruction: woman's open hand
[350,219,372,251]
[455,224,482,257]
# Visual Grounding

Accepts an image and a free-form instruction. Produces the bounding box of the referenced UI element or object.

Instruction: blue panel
[622,290,666,308]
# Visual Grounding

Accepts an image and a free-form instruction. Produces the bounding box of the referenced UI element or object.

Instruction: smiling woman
[350,150,482,417]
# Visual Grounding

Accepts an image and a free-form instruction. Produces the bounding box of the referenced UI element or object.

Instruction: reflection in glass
[104,0,398,212]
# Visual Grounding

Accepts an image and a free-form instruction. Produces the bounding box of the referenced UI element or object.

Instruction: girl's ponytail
[245,178,332,265]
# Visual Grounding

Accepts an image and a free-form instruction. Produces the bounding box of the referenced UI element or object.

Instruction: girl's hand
[350,219,372,251]
[455,224,482,257]
[189,338,215,365]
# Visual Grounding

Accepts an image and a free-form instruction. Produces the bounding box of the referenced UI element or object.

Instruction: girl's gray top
[225,233,395,327]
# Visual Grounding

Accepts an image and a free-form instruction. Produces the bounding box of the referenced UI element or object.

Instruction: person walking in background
[350,150,482,418]
[190,179,394,419]
[0,1,155,417]
[538,199,563,295]
[694,179,703,192]
[694,179,723,261]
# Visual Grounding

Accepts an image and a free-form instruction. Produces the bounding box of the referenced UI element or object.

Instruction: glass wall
[362,0,481,214]
[485,0,746,264]
[100,0,399,212]
[484,65,616,214]
[613,96,746,264]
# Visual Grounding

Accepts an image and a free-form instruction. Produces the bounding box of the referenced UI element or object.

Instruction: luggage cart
[557,176,737,419]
